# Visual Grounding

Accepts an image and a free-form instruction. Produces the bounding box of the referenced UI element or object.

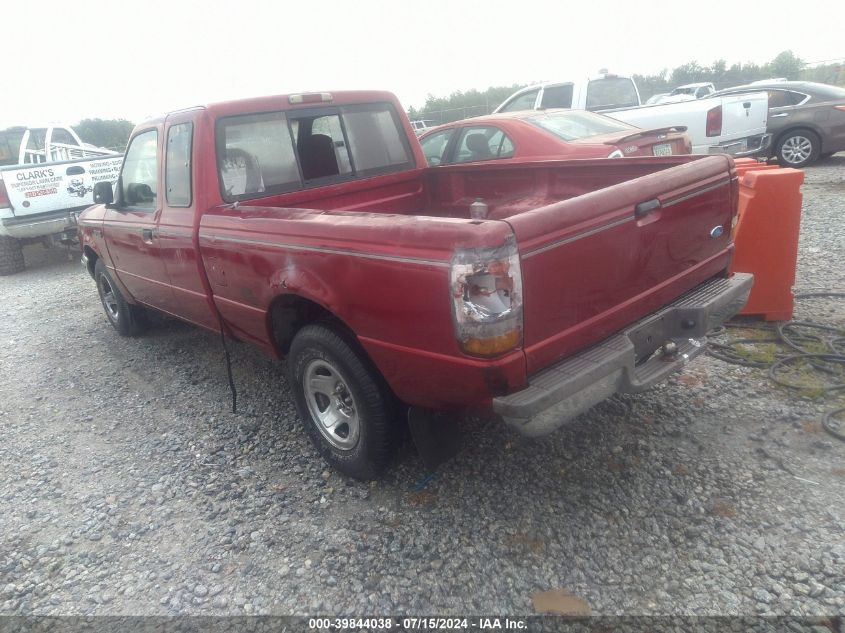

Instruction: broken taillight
[450,236,523,357]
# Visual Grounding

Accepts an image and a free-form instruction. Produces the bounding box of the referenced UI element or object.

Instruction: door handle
[635,199,661,218]
[770,113,789,118]
[142,228,154,242]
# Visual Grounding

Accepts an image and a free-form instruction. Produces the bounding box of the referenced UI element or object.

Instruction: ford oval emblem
[710,225,724,238]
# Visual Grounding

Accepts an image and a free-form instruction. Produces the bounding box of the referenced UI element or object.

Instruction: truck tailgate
[719,92,768,142]
[505,155,736,374]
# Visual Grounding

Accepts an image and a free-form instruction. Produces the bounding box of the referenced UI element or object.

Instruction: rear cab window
[216,102,414,202]
[540,84,574,109]
[585,78,639,111]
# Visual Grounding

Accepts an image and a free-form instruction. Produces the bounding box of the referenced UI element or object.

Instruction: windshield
[528,110,634,141]
[585,77,639,111]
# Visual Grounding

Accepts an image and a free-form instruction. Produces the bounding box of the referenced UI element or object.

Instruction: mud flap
[407,407,463,470]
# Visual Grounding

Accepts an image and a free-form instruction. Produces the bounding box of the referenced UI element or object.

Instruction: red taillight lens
[0,179,10,208]
[835,105,845,112]
[706,106,722,137]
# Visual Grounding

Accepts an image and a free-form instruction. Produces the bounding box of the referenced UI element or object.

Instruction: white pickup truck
[0,125,122,274]
[495,73,771,158]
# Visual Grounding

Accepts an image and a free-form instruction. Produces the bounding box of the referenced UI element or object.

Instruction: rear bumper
[493,273,753,437]
[0,209,80,239]
[706,134,772,158]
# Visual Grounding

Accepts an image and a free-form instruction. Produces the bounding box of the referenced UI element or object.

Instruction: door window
[453,126,515,164]
[165,123,193,207]
[499,89,539,112]
[420,128,455,165]
[119,130,158,210]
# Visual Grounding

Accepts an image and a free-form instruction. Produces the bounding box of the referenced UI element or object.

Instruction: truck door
[157,112,219,330]
[102,126,174,311]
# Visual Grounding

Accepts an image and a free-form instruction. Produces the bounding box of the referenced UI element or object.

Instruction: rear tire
[288,323,396,480]
[0,236,25,276]
[94,259,144,336]
[775,129,820,168]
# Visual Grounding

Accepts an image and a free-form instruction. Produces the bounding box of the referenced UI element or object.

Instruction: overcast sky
[2,0,843,128]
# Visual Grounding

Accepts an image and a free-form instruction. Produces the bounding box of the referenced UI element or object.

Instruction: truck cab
[495,73,641,114]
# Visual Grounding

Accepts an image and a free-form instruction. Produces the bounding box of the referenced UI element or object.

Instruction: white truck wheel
[0,236,25,275]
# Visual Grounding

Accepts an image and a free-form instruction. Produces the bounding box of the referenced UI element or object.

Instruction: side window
[453,126,515,164]
[119,130,158,210]
[767,90,792,108]
[540,85,574,109]
[217,112,299,201]
[341,105,412,174]
[785,91,807,106]
[165,123,192,207]
[499,90,539,113]
[420,129,454,165]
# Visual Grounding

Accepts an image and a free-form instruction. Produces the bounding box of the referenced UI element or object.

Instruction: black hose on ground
[706,291,845,442]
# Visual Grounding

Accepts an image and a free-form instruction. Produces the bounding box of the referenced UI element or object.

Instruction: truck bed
[198,154,736,404]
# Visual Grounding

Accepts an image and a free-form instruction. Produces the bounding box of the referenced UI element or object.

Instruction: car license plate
[652,143,673,156]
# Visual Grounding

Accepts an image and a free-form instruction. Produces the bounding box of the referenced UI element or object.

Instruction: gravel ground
[0,155,843,618]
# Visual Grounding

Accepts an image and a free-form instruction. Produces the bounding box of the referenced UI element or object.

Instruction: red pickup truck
[78,90,752,479]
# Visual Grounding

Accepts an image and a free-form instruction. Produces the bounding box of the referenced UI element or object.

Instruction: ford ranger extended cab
[78,90,752,479]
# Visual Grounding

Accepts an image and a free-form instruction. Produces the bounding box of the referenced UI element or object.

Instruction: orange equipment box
[729,159,804,321]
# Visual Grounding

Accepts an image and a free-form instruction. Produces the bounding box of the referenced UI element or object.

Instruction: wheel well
[269,295,342,356]
[268,294,402,409]
[82,245,98,278]
[775,126,821,149]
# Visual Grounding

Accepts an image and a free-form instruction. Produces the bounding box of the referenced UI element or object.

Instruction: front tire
[0,236,25,276]
[94,259,144,336]
[288,324,396,480]
[776,129,820,168]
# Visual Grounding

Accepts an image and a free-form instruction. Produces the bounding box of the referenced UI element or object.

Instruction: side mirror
[93,181,114,205]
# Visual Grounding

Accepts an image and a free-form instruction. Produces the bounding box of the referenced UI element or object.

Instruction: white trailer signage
[1,156,123,217]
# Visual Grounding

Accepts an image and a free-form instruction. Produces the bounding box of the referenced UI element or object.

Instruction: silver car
[713,81,845,167]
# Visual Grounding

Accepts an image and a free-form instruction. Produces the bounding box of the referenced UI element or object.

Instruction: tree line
[73,118,135,152]
[408,50,845,125]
